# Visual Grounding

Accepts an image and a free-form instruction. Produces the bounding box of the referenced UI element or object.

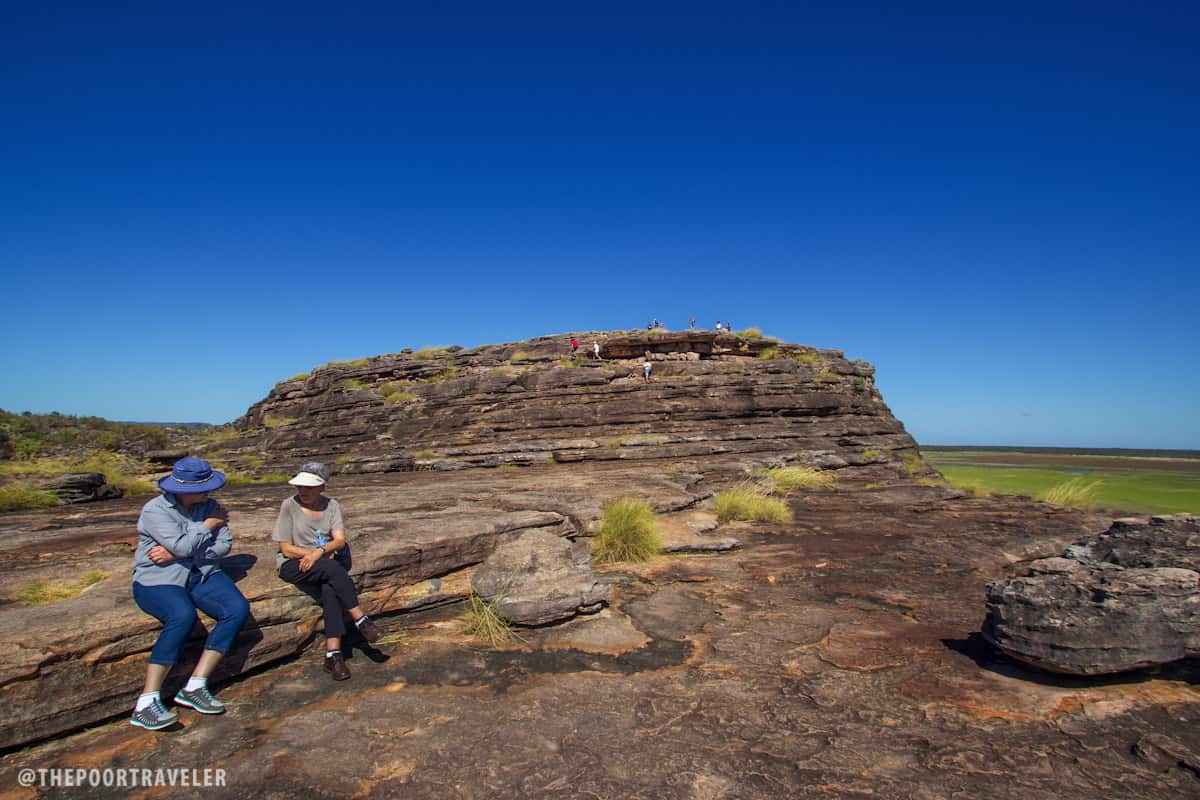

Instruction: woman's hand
[299,547,324,572]
[204,508,229,531]
[147,545,175,565]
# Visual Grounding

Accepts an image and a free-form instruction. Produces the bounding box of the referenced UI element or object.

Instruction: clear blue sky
[2,2,1197,449]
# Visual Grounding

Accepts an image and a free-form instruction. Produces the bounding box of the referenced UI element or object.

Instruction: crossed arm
[141,501,229,565]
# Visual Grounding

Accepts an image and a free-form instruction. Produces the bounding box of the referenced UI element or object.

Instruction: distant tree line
[0,409,175,460]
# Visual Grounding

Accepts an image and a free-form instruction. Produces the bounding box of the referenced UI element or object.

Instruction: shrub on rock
[715,485,793,523]
[592,497,661,563]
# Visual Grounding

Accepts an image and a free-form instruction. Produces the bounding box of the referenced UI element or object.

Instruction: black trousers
[279,556,360,639]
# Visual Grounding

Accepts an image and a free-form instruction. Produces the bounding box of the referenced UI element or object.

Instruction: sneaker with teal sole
[130,698,178,730]
[174,685,226,714]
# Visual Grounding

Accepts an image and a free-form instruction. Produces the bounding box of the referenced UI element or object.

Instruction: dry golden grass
[757,466,835,493]
[18,571,109,605]
[592,497,661,563]
[1037,478,1103,509]
[461,594,513,646]
[715,483,793,523]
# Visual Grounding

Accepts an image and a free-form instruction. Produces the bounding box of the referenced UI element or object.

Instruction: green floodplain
[922,446,1200,516]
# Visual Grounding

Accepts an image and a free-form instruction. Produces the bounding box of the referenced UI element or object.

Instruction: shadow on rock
[944,632,1200,688]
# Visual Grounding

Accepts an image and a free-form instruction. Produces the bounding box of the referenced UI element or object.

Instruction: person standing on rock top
[129,456,250,731]
[272,461,382,681]
[592,340,601,360]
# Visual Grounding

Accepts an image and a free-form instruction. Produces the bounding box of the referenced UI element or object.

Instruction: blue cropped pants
[132,570,250,666]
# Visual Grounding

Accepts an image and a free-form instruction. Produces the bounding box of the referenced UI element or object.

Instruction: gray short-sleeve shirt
[272,496,345,569]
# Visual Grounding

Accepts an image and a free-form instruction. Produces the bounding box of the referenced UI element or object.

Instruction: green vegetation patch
[715,485,793,523]
[1036,477,1103,509]
[201,427,240,444]
[18,570,108,605]
[756,466,834,493]
[263,414,301,428]
[509,349,535,363]
[223,471,292,485]
[758,348,820,365]
[412,347,450,360]
[384,391,417,405]
[927,450,1200,515]
[1,409,172,460]
[0,484,60,512]
[1,451,156,495]
[592,497,662,564]
[461,594,513,646]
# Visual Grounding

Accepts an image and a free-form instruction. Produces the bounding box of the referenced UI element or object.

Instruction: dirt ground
[2,482,1198,799]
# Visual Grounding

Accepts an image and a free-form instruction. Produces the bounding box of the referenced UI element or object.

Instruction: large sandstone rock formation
[983,514,1200,675]
[215,330,927,479]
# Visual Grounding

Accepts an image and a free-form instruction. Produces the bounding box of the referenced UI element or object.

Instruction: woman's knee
[224,593,250,626]
[161,608,199,635]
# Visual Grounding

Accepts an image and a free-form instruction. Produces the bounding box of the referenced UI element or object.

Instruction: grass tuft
[223,471,292,485]
[414,449,437,459]
[18,570,109,605]
[0,451,154,495]
[592,497,662,563]
[286,372,310,382]
[715,484,794,523]
[902,454,927,475]
[461,594,512,646]
[757,466,834,493]
[412,347,449,360]
[384,391,417,405]
[263,414,300,428]
[0,484,60,512]
[509,349,534,363]
[734,327,763,338]
[1036,478,1102,509]
[758,348,820,365]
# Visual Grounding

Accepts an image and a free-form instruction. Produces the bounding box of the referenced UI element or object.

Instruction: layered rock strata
[217,331,926,479]
[0,463,706,749]
[983,514,1200,675]
[0,331,931,750]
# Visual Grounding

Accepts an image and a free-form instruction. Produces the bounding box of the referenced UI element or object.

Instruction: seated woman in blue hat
[272,461,381,681]
[129,456,250,730]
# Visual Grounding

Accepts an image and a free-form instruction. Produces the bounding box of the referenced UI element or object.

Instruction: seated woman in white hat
[272,461,381,681]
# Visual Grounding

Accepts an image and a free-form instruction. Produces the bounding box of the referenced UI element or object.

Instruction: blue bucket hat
[157,456,226,494]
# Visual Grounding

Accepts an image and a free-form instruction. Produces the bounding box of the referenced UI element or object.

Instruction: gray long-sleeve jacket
[132,494,232,587]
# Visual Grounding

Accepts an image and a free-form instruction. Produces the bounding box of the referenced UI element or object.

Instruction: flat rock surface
[3,467,1198,798]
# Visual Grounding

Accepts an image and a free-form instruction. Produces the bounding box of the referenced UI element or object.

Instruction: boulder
[144,448,189,467]
[472,528,610,625]
[36,472,124,503]
[983,515,1200,675]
